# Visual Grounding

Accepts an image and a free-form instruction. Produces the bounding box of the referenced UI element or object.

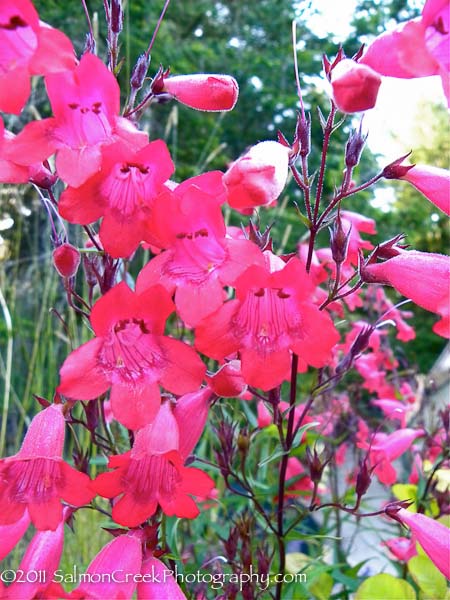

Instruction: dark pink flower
[92,401,214,526]
[137,182,263,326]
[361,0,450,106]
[58,140,174,258]
[163,73,239,111]
[330,58,382,113]
[0,0,76,114]
[362,250,450,338]
[0,511,30,561]
[382,536,417,562]
[58,282,205,430]
[0,404,94,530]
[395,508,450,578]
[401,165,450,216]
[223,141,290,213]
[138,555,187,599]
[5,53,147,186]
[195,253,339,390]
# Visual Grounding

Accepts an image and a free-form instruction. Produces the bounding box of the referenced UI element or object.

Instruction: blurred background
[0,0,448,452]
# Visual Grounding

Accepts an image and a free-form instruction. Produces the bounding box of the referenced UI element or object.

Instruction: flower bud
[110,0,123,34]
[331,58,382,113]
[130,53,151,91]
[52,243,81,278]
[329,213,351,265]
[355,457,373,497]
[162,73,239,112]
[345,122,367,168]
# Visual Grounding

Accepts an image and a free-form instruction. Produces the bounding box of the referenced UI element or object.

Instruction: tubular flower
[223,141,290,213]
[5,53,147,187]
[92,401,214,526]
[137,181,263,326]
[0,0,76,114]
[395,509,450,579]
[400,165,450,216]
[162,73,239,111]
[58,140,174,258]
[58,282,206,430]
[138,555,187,600]
[69,535,143,599]
[0,404,94,530]
[0,511,30,561]
[330,58,382,113]
[362,250,450,338]
[195,252,339,391]
[361,0,450,106]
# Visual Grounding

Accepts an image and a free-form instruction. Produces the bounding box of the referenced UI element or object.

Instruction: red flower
[362,250,450,338]
[92,401,214,526]
[58,282,206,430]
[58,140,174,258]
[163,73,239,111]
[0,404,94,530]
[5,53,147,186]
[330,58,382,113]
[223,141,290,213]
[361,0,450,106]
[137,180,263,326]
[0,0,76,114]
[195,253,339,391]
[52,243,81,278]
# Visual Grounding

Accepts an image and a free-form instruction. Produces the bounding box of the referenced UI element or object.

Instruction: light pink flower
[401,165,450,216]
[330,58,382,113]
[163,73,238,111]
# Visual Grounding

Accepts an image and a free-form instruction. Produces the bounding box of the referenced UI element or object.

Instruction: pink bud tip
[163,74,239,111]
[52,243,81,278]
[331,59,382,113]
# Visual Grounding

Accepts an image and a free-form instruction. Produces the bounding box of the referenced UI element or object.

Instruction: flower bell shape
[195,252,339,391]
[92,401,214,526]
[69,535,143,599]
[395,508,450,578]
[4,519,65,599]
[0,404,94,530]
[58,139,174,258]
[362,250,450,338]
[361,0,450,106]
[138,555,187,600]
[162,73,239,111]
[223,141,290,213]
[330,59,382,113]
[400,165,450,216]
[5,53,147,187]
[136,181,263,326]
[58,282,205,430]
[52,243,81,278]
[0,0,76,114]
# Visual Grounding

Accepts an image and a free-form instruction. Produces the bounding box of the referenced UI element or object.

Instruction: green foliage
[355,573,417,600]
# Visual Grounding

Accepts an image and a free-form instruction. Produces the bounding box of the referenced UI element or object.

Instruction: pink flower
[92,401,214,526]
[162,73,239,111]
[207,360,248,398]
[223,141,290,213]
[0,0,76,114]
[362,250,450,338]
[401,165,450,216]
[138,556,187,600]
[3,520,65,599]
[383,536,417,562]
[58,282,206,430]
[361,0,450,106]
[137,180,263,326]
[69,535,142,599]
[5,53,147,186]
[395,508,450,578]
[330,58,382,113]
[0,511,30,561]
[195,253,339,391]
[0,404,94,530]
[52,243,80,278]
[371,398,411,428]
[58,140,174,258]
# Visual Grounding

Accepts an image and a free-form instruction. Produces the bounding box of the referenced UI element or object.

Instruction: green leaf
[355,574,416,600]
[408,555,447,599]
[285,552,310,574]
[308,572,334,600]
[257,422,319,467]
[392,483,418,512]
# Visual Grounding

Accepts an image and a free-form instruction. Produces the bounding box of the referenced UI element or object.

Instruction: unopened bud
[295,112,311,158]
[345,122,367,168]
[329,213,351,264]
[355,458,373,497]
[237,428,250,454]
[330,58,382,113]
[130,53,151,91]
[52,243,81,278]
[306,447,330,483]
[110,0,123,34]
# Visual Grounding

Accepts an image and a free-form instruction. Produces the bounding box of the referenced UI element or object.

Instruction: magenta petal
[99,213,146,259]
[56,144,102,187]
[90,281,136,336]
[0,511,30,561]
[0,67,31,115]
[30,25,76,74]
[112,494,157,528]
[139,557,187,600]
[175,278,224,327]
[240,347,291,391]
[59,180,104,224]
[194,300,240,359]
[59,462,96,506]
[110,381,161,430]
[4,119,57,165]
[28,496,63,531]
[58,338,110,400]
[92,469,125,499]
[158,337,206,395]
[18,404,65,459]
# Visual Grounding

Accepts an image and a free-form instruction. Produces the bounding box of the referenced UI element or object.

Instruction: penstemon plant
[0,0,449,599]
